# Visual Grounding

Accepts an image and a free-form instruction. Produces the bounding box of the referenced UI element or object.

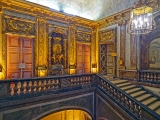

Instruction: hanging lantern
[128,0,157,34]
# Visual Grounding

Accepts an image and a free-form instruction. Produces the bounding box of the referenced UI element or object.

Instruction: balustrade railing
[139,70,160,85]
[0,74,94,97]
[0,74,159,119]
[96,74,160,120]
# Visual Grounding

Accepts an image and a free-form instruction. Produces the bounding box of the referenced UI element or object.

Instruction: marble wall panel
[2,93,94,120]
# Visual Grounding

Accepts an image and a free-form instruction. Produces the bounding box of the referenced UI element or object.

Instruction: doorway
[77,43,91,74]
[100,44,115,76]
[7,35,33,79]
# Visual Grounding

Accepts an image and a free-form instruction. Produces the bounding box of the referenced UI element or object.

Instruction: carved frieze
[98,11,130,28]
[76,30,91,43]
[3,16,35,36]
[99,29,115,43]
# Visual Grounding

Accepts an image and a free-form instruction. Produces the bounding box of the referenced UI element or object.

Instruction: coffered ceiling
[26,0,136,20]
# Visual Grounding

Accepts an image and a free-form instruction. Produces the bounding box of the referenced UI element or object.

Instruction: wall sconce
[92,63,97,73]
[69,65,76,74]
[36,65,47,77]
[111,52,117,57]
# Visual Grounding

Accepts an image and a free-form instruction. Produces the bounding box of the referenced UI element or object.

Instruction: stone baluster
[23,81,27,94]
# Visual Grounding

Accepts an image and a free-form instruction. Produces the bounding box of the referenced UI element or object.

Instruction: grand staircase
[103,76,160,115]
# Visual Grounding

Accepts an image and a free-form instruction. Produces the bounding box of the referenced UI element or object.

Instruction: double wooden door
[77,44,91,74]
[7,36,33,79]
[100,44,115,76]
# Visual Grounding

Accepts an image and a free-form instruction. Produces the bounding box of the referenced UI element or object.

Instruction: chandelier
[128,0,157,34]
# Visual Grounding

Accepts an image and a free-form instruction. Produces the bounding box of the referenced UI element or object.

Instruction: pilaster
[68,24,76,66]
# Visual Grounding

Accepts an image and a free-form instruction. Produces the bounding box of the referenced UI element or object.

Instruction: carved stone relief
[99,29,115,43]
[76,30,91,43]
[3,16,35,36]
[48,25,68,71]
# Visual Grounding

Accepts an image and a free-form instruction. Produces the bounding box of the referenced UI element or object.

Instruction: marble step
[155,107,160,114]
[116,82,132,87]
[120,85,136,91]
[125,88,141,94]
[136,94,152,102]
[148,101,160,110]
[130,91,146,97]
[110,80,128,85]
[142,97,158,106]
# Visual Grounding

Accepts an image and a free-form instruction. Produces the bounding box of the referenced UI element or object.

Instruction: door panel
[7,36,33,79]
[84,45,90,73]
[77,44,90,74]
[100,44,107,74]
[100,44,115,76]
[107,44,114,75]
[77,44,83,74]
[7,36,20,79]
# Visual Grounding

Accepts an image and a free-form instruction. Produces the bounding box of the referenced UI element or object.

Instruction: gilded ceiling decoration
[26,0,136,20]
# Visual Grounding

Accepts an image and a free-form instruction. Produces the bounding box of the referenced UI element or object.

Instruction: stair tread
[136,94,152,101]
[142,97,158,106]
[110,80,128,84]
[148,101,160,110]
[125,88,141,94]
[155,107,160,114]
[120,85,136,90]
[116,82,132,87]
[130,91,146,97]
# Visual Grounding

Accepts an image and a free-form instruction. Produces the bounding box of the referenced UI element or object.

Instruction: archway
[41,109,92,120]
[149,38,160,69]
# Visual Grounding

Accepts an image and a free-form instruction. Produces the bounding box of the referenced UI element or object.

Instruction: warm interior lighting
[128,0,156,34]
[92,63,97,73]
[37,65,47,77]
[69,65,76,74]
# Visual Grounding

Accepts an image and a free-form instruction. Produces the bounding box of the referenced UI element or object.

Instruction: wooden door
[100,44,115,75]
[77,44,90,74]
[107,44,115,75]
[7,36,33,79]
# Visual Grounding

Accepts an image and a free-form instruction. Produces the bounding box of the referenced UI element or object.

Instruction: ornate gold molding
[76,30,91,43]
[99,29,115,43]
[0,0,94,27]
[69,24,76,65]
[1,34,7,79]
[36,17,48,76]
[3,15,36,36]
[97,10,130,28]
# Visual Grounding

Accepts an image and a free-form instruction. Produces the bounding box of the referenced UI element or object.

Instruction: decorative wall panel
[100,44,107,74]
[3,16,35,36]
[48,25,68,72]
[91,29,96,67]
[69,24,76,66]
[99,29,115,43]
[119,70,137,79]
[130,35,137,69]
[36,18,48,76]
[76,30,91,43]
[119,25,126,68]
[2,93,94,120]
[96,94,129,120]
